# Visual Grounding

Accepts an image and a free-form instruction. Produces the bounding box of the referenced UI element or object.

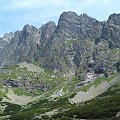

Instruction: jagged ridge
[0,11,119,80]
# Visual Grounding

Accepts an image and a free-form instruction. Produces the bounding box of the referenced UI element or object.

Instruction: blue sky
[0,0,120,36]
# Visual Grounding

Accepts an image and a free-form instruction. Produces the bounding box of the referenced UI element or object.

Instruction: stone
[0,11,119,80]
[116,111,120,118]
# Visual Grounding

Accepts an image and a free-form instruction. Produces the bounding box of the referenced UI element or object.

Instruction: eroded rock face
[0,21,57,67]
[3,32,14,43]
[108,13,120,26]
[0,11,119,79]
[102,23,120,48]
[0,38,8,49]
[53,12,100,42]
[0,25,38,67]
[39,21,56,45]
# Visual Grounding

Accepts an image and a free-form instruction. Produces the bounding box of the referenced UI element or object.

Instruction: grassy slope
[51,76,120,120]
[5,73,120,120]
[79,73,119,92]
[0,63,119,120]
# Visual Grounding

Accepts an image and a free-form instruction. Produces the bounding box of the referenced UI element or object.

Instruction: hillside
[0,11,119,120]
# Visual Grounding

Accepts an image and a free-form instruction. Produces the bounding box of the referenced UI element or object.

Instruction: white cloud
[0,0,97,11]
[104,0,111,4]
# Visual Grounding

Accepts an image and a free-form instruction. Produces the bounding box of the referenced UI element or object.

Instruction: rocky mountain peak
[41,21,56,28]
[80,13,88,17]
[0,37,8,49]
[23,24,38,34]
[58,11,79,25]
[56,11,99,41]
[3,32,14,43]
[40,21,56,35]
[59,11,78,18]
[20,24,40,44]
[79,13,90,18]
[0,11,119,75]
[55,11,81,40]
[39,21,56,45]
[108,13,120,26]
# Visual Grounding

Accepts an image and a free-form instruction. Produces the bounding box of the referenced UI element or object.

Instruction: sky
[0,0,120,36]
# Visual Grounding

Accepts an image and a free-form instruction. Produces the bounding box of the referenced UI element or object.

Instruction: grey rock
[0,11,119,80]
[116,111,120,118]
[3,32,14,43]
[101,23,120,48]
[39,21,56,45]
[108,13,120,26]
[0,37,8,49]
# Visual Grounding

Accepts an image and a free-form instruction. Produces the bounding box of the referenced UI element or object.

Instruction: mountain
[0,12,119,80]
[0,37,8,49]
[0,11,119,120]
[0,22,56,67]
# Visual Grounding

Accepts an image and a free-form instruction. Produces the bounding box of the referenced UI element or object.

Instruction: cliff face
[0,11,119,79]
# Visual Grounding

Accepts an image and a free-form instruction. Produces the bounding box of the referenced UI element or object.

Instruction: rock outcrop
[0,11,119,79]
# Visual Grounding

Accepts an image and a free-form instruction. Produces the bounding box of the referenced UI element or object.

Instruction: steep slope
[39,12,102,74]
[42,12,119,79]
[0,38,8,49]
[1,73,119,120]
[0,11,119,120]
[3,32,14,43]
[39,21,56,45]
[0,25,38,67]
[0,22,56,67]
[0,11,119,79]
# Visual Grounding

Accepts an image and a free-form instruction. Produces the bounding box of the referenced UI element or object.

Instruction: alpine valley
[0,11,120,120]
